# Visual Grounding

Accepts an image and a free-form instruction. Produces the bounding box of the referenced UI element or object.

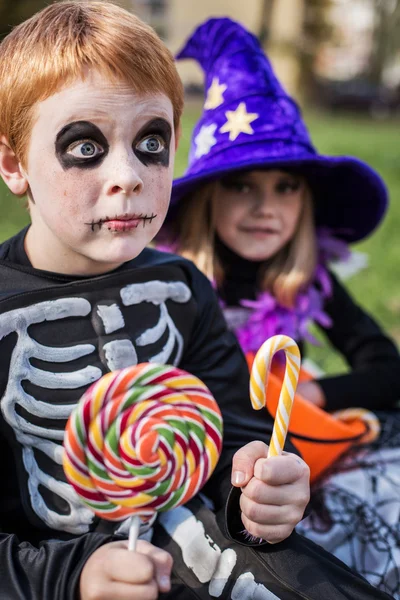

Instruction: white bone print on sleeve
[159,507,282,599]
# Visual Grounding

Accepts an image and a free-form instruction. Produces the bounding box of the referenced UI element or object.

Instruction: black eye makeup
[134,118,172,167]
[55,121,109,170]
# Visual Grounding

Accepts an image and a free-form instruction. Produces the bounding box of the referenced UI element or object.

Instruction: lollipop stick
[128,515,140,551]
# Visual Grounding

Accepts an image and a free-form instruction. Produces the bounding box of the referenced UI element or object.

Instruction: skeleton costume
[0,227,394,600]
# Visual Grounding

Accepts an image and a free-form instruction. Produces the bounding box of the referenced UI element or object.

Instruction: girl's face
[212,169,305,262]
[18,70,176,275]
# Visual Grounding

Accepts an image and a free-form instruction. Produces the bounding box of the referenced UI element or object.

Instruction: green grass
[302,111,400,371]
[1,106,399,373]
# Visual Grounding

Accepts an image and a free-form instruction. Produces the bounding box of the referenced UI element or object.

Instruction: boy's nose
[106,156,144,197]
[109,179,143,196]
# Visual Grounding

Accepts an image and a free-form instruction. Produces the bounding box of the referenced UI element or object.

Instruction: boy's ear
[174,124,182,151]
[0,135,29,196]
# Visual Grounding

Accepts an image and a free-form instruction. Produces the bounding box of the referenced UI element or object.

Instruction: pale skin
[0,72,312,599]
[213,170,327,408]
[213,170,304,262]
[231,441,310,543]
[79,540,173,600]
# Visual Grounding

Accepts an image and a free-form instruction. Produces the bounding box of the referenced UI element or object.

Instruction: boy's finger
[104,581,159,600]
[138,541,173,592]
[253,454,310,485]
[231,440,269,487]
[105,547,155,584]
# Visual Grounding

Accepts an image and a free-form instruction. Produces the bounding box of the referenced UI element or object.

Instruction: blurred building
[131,0,305,97]
[313,0,400,114]
[1,1,398,104]
[315,0,375,81]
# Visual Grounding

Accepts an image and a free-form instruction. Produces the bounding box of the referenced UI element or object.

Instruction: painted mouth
[86,213,157,232]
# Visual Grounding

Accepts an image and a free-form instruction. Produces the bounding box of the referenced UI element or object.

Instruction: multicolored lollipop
[63,363,223,548]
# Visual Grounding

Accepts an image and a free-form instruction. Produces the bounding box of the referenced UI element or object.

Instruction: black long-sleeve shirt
[217,238,400,412]
[0,227,294,599]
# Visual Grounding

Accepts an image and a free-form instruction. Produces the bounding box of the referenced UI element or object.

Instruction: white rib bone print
[0,280,191,533]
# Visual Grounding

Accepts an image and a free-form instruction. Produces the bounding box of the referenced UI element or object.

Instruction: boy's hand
[231,441,310,544]
[80,539,173,600]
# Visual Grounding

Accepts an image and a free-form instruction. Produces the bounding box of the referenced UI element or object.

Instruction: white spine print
[121,281,191,366]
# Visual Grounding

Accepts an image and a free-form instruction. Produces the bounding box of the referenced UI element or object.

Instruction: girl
[159,17,400,598]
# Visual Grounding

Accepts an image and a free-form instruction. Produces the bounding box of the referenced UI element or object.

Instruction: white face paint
[22,71,176,276]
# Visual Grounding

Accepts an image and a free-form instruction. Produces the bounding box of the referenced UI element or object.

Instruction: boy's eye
[67,140,103,159]
[136,135,165,154]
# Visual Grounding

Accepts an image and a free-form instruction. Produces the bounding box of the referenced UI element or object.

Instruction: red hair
[0,1,183,166]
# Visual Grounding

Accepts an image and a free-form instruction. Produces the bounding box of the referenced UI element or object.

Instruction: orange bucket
[246,352,373,482]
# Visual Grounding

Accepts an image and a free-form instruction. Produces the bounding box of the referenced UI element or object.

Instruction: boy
[0,2,392,599]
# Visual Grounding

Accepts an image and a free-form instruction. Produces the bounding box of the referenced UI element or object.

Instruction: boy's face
[21,71,176,275]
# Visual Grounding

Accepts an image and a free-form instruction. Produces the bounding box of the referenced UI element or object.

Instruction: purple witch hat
[171,18,388,242]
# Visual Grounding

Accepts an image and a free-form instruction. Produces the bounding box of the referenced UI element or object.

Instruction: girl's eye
[221,180,251,194]
[67,140,103,159]
[276,179,301,194]
[235,182,251,194]
[137,135,165,154]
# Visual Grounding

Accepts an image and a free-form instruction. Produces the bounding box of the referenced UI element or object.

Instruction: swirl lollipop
[63,363,223,549]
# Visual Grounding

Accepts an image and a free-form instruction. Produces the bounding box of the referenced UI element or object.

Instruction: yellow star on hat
[204,77,227,110]
[219,102,259,141]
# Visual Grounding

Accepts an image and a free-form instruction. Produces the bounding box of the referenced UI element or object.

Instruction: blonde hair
[0,0,183,167]
[169,179,317,308]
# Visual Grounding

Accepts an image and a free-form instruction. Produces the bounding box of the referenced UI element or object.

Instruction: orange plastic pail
[246,352,371,482]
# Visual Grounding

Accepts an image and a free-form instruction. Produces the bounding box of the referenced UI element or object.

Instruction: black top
[0,227,289,599]
[216,237,400,412]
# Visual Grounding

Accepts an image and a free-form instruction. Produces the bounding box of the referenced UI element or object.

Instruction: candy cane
[250,335,300,457]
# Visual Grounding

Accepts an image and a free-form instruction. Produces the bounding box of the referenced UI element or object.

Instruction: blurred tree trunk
[0,0,139,39]
[0,0,48,38]
[368,0,400,87]
[299,0,333,101]
[257,0,275,44]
